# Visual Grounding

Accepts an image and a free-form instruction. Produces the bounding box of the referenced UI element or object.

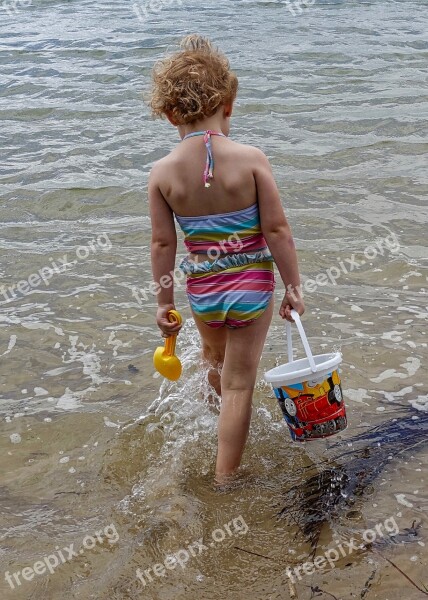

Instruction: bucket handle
[287,310,317,373]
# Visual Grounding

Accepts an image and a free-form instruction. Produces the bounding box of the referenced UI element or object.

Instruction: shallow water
[0,0,427,598]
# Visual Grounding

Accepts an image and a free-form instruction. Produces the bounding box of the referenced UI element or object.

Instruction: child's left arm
[148,166,181,337]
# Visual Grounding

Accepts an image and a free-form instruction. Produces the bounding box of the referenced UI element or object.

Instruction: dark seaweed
[278,412,428,552]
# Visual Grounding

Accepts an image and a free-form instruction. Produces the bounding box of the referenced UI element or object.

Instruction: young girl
[148,35,305,483]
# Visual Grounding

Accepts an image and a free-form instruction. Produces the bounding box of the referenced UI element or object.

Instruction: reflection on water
[1,0,427,598]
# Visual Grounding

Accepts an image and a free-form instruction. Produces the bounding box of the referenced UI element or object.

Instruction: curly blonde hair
[150,35,238,125]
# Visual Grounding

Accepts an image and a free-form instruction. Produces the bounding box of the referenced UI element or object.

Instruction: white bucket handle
[287,310,317,373]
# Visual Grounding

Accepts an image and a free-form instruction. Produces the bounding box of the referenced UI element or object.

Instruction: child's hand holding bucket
[279,290,305,322]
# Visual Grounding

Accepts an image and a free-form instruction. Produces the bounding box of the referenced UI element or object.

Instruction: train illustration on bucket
[265,309,347,442]
[273,370,347,441]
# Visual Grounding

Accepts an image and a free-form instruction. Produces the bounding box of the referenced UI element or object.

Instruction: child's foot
[213,470,242,491]
[197,389,221,413]
[197,368,221,411]
[207,393,221,412]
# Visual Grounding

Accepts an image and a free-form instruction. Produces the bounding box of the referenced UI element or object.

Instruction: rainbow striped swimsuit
[175,131,275,329]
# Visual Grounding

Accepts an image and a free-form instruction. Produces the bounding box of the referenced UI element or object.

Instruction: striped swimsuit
[175,131,275,329]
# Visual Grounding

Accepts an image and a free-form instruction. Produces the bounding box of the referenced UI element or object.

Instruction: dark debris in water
[234,414,428,598]
[278,467,351,550]
[127,364,139,374]
[278,412,428,553]
[387,519,422,545]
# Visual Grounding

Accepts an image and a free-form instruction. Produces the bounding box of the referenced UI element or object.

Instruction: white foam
[55,387,94,411]
[34,387,49,396]
[381,330,403,342]
[1,335,17,356]
[383,386,413,403]
[399,270,422,283]
[370,357,421,383]
[107,331,131,358]
[22,322,65,336]
[64,335,113,386]
[410,395,428,412]
[344,388,371,405]
[395,494,413,508]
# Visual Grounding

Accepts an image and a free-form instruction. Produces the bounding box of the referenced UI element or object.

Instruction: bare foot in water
[213,469,251,492]
[213,471,239,490]
[198,388,221,412]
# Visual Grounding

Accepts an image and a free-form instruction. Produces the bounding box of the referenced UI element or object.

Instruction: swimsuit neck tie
[182,130,226,188]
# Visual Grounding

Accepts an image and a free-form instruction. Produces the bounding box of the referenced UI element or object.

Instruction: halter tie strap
[182,130,226,188]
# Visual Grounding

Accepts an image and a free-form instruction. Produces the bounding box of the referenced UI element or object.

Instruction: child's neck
[178,115,228,140]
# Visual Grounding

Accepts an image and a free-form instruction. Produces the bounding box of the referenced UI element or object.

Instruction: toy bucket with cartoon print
[264,310,346,441]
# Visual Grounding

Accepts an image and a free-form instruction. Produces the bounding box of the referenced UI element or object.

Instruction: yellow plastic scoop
[153,310,183,381]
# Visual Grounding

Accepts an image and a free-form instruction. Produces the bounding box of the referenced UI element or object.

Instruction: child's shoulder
[149,151,177,182]
[228,140,270,169]
[228,139,267,157]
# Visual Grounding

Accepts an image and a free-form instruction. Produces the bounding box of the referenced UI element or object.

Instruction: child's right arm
[253,149,305,322]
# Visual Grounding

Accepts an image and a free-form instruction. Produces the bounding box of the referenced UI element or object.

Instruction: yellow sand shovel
[153,310,183,381]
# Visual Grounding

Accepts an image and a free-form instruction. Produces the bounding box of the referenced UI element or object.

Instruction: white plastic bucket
[264,310,347,441]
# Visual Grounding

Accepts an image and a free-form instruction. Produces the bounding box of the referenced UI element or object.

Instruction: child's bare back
[152,138,263,218]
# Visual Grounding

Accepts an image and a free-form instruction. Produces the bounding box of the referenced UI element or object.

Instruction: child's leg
[216,297,274,479]
[191,308,226,396]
